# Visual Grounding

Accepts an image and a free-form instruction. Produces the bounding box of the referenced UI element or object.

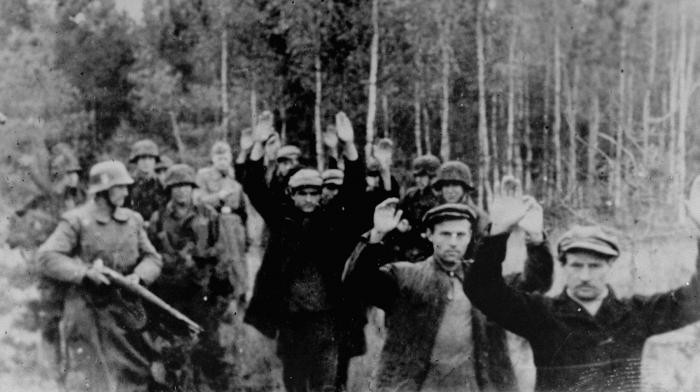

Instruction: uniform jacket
[342,234,553,391]
[465,234,700,392]
[126,171,166,222]
[242,158,365,339]
[37,201,162,392]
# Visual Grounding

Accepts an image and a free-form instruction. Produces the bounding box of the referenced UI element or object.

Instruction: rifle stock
[101,267,203,335]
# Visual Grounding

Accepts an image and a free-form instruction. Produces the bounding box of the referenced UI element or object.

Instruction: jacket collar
[87,201,129,224]
[555,286,628,325]
[429,256,467,282]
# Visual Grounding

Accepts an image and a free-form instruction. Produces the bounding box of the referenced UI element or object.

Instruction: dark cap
[557,225,620,260]
[422,203,477,229]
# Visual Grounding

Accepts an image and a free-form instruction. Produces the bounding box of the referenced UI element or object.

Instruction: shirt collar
[87,201,129,223]
[430,256,466,281]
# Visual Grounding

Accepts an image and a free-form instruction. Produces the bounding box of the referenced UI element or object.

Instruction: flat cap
[322,169,344,186]
[557,225,620,259]
[422,203,477,228]
[277,145,301,161]
[288,168,322,189]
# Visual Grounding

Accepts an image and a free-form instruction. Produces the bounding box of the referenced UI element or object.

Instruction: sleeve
[342,234,400,310]
[641,238,700,336]
[241,158,279,223]
[37,216,89,284]
[132,215,163,285]
[504,239,555,294]
[464,233,552,341]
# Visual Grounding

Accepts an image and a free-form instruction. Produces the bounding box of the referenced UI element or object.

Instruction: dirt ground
[2,215,700,392]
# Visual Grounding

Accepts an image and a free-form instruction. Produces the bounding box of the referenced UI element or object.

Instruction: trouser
[278,311,339,392]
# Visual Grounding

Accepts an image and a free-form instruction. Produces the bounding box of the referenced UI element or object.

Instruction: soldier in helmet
[8,145,86,377]
[155,155,174,187]
[149,163,235,391]
[125,139,166,222]
[194,140,260,304]
[37,160,163,392]
[433,161,489,234]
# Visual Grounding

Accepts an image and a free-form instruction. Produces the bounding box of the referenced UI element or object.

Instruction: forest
[2,0,700,232]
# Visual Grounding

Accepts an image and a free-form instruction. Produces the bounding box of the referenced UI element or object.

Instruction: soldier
[394,154,442,261]
[149,164,235,391]
[125,138,166,221]
[37,160,163,392]
[243,111,364,392]
[155,155,174,187]
[194,140,259,304]
[7,146,86,377]
[342,198,553,392]
[465,175,700,392]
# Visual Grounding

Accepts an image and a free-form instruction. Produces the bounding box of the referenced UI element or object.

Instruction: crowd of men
[7,110,700,392]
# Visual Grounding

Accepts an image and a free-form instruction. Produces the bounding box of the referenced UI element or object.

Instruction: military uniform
[194,164,260,301]
[37,161,162,392]
[149,164,237,391]
[125,139,167,221]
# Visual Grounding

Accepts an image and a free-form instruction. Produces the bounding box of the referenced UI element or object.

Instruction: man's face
[366,174,380,190]
[427,219,472,269]
[265,135,281,160]
[212,152,233,172]
[291,186,321,213]
[63,171,80,189]
[414,173,431,189]
[156,169,167,185]
[108,185,129,207]
[440,182,465,203]
[563,251,612,302]
[277,157,299,177]
[321,184,340,204]
[137,156,156,174]
[171,184,193,205]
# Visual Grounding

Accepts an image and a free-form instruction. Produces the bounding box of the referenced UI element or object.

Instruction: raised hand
[370,197,403,242]
[240,127,253,151]
[335,111,355,143]
[253,111,274,143]
[323,125,339,149]
[490,175,530,235]
[372,143,393,171]
[518,196,544,242]
[685,175,700,229]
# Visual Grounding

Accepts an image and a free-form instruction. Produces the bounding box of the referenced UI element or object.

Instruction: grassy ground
[2,216,700,392]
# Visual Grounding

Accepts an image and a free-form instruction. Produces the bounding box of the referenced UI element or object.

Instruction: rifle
[100,266,204,335]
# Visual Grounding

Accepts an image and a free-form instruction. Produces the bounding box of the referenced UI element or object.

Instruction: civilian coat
[465,234,700,392]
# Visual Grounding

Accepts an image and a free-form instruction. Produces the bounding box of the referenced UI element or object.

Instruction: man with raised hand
[342,191,553,392]
[465,175,700,392]
[243,111,364,392]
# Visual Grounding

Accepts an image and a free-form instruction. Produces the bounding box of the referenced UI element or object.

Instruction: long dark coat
[466,234,700,392]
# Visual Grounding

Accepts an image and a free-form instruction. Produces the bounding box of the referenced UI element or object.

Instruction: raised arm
[642,175,700,335]
[342,198,403,309]
[465,193,552,341]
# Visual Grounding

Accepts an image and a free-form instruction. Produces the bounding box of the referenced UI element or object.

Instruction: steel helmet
[164,164,198,189]
[88,160,134,194]
[129,139,160,163]
[433,161,474,190]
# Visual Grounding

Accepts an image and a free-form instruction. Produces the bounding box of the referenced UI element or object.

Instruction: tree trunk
[506,20,517,176]
[476,0,490,208]
[614,27,626,209]
[314,52,324,170]
[587,94,600,201]
[366,0,379,158]
[490,93,500,185]
[553,21,562,194]
[220,27,229,140]
[423,107,431,155]
[169,111,186,162]
[382,92,389,138]
[523,83,532,193]
[677,12,695,220]
[439,19,451,161]
[564,64,579,198]
[250,75,257,129]
[414,81,423,155]
[642,1,657,166]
